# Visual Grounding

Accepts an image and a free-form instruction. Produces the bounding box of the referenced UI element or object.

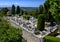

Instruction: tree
[19,8,24,16]
[16,6,20,14]
[38,5,44,14]
[44,0,52,22]
[48,0,60,24]
[37,14,45,31]
[11,5,15,15]
[43,0,56,24]
[35,9,39,18]
[0,7,9,16]
[44,0,50,14]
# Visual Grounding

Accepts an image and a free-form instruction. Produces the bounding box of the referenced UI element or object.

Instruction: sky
[0,0,45,7]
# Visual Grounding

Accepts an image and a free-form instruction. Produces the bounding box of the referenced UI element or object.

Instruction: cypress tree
[16,6,20,14]
[37,14,45,31]
[11,5,15,15]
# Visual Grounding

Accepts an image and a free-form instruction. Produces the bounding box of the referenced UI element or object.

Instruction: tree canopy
[0,7,9,16]
[47,0,60,24]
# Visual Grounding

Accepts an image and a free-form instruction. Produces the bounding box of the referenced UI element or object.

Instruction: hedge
[44,36,60,42]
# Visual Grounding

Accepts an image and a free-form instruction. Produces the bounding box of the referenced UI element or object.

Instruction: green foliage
[48,0,60,24]
[27,10,38,18]
[0,22,22,42]
[44,0,50,14]
[54,14,60,24]
[37,14,45,31]
[11,5,15,15]
[0,16,2,21]
[16,6,20,14]
[0,17,26,42]
[20,9,24,16]
[38,5,44,14]
[24,11,29,15]
[44,0,54,22]
[44,0,60,24]
[23,15,30,20]
[44,36,60,42]
[0,7,9,16]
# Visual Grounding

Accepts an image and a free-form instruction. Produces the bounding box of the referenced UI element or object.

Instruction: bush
[44,36,60,42]
[23,15,30,20]
[37,14,45,31]
[0,22,22,42]
[0,18,26,42]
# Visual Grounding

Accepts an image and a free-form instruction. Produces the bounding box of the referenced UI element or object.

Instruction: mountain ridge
[0,7,38,10]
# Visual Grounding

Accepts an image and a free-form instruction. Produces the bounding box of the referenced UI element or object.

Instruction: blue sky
[0,0,45,7]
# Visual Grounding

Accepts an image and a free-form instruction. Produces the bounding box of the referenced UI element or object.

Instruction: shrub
[44,36,60,42]
[23,15,30,20]
[37,14,45,31]
[0,17,26,42]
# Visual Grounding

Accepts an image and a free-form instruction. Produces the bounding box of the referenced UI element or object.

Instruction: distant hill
[0,7,38,11]
[21,7,38,11]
